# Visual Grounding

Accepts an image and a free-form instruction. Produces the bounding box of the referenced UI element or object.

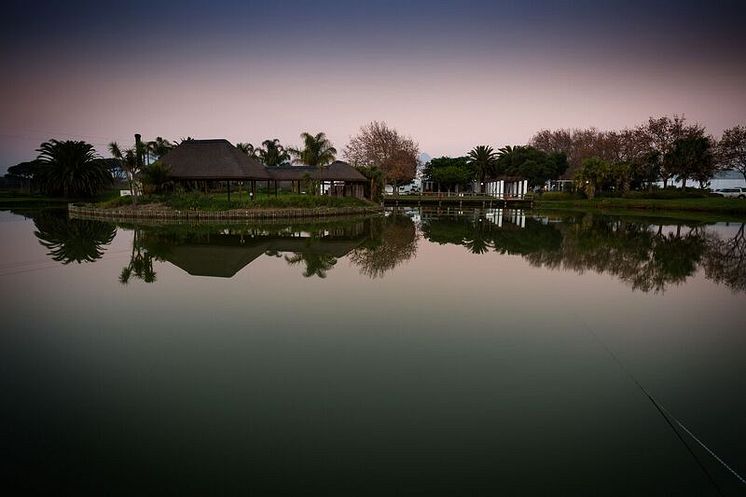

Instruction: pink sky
[2,0,744,171]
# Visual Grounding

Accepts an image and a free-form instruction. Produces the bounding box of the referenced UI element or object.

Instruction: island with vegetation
[3,116,746,219]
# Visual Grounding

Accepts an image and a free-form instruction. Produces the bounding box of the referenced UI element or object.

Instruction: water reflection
[23,208,746,292]
[113,212,418,280]
[120,229,157,284]
[349,213,419,278]
[18,208,116,264]
[703,223,746,292]
[421,208,746,294]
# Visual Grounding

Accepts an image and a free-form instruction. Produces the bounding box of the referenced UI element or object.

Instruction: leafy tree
[496,145,567,187]
[289,132,337,166]
[666,136,715,188]
[258,138,291,166]
[642,115,705,187]
[467,145,498,192]
[574,157,611,199]
[423,156,473,192]
[717,125,746,182]
[628,150,661,191]
[6,160,43,192]
[344,121,419,194]
[356,165,385,202]
[141,161,172,193]
[35,139,113,197]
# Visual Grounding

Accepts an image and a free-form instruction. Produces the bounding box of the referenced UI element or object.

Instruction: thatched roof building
[160,139,271,181]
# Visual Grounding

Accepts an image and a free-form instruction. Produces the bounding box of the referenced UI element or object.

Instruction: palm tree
[146,137,173,163]
[289,132,337,166]
[236,142,257,157]
[468,145,498,193]
[109,142,140,205]
[35,139,113,197]
[258,138,291,166]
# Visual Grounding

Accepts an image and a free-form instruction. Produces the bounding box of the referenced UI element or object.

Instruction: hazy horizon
[2,0,745,173]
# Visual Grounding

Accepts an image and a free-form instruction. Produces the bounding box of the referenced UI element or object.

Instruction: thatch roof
[160,139,272,180]
[268,161,368,182]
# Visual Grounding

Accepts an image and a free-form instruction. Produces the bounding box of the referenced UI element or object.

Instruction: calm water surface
[1,207,744,495]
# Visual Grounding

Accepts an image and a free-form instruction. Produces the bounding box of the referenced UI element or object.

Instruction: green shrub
[539,191,580,201]
[622,189,714,200]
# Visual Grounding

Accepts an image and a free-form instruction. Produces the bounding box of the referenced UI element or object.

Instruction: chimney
[134,133,143,168]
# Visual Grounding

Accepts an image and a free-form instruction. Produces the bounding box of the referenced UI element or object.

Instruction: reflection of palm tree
[32,209,115,263]
[464,219,494,254]
[285,252,337,278]
[349,214,418,278]
[120,229,157,284]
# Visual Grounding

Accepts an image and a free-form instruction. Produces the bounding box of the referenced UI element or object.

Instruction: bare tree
[344,121,419,195]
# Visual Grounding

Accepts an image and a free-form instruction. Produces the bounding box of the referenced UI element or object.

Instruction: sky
[1,0,745,173]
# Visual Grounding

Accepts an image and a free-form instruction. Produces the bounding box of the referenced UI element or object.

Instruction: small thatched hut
[268,161,368,199]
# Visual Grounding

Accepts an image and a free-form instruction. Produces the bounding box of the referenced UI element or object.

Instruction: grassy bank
[535,197,746,218]
[97,191,372,211]
[0,190,119,208]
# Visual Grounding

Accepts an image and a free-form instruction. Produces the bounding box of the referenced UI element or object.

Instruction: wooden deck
[382,194,533,208]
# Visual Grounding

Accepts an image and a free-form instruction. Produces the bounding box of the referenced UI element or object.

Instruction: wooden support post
[227,180,231,203]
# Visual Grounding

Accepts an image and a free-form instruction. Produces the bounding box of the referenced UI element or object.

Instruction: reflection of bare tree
[120,229,157,284]
[349,214,418,278]
[702,223,746,292]
[523,217,707,293]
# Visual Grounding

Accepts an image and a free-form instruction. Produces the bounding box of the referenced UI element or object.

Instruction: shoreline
[68,202,382,222]
[534,197,746,219]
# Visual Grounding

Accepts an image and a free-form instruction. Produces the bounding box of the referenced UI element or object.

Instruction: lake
[1,207,744,495]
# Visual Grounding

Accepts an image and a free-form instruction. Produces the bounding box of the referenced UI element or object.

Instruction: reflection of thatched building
[143,226,368,278]
[160,140,368,199]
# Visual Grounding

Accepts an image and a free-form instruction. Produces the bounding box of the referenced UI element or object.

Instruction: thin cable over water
[577,316,746,488]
